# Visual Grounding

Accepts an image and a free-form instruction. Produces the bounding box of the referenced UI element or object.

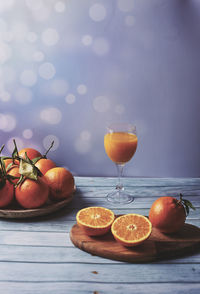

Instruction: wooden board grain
[70,222,200,263]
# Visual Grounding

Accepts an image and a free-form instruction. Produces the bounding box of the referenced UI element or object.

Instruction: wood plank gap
[0,280,200,285]
[0,260,199,266]
[0,244,74,248]
[0,229,69,233]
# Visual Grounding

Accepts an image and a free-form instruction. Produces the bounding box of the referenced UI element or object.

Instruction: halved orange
[111,214,152,247]
[76,207,115,236]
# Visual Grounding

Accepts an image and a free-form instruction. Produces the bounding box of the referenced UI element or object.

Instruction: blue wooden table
[0,177,199,294]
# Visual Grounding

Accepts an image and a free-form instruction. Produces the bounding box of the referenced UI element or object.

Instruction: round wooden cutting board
[70,221,200,263]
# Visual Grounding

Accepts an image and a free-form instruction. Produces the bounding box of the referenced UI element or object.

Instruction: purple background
[0,0,200,177]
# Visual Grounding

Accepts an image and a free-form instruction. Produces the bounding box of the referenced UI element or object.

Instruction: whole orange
[7,165,21,184]
[15,177,49,209]
[7,165,20,184]
[44,167,75,201]
[149,196,186,233]
[0,180,14,207]
[18,148,42,160]
[35,158,56,175]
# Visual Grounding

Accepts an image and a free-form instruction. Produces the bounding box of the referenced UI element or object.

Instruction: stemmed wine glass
[104,123,138,204]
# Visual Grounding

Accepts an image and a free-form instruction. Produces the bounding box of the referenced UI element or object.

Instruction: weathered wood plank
[0,206,198,224]
[0,244,199,264]
[0,177,199,294]
[0,263,199,283]
[74,186,200,197]
[0,282,199,294]
[74,196,200,209]
[0,231,69,247]
[1,192,199,216]
[75,177,200,187]
[69,193,200,209]
[0,218,199,233]
[1,223,200,252]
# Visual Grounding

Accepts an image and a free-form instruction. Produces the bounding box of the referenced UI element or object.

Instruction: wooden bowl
[0,187,75,219]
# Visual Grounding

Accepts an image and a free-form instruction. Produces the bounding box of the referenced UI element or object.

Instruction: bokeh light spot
[39,62,56,80]
[23,129,33,139]
[81,34,93,46]
[0,113,16,132]
[80,130,91,141]
[33,51,45,62]
[42,28,59,46]
[55,1,65,13]
[43,134,59,151]
[89,3,106,22]
[65,93,76,104]
[0,114,7,130]
[7,137,23,153]
[77,84,87,95]
[93,96,110,113]
[40,107,62,124]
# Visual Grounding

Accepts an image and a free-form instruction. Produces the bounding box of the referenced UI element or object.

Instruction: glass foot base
[106,190,134,205]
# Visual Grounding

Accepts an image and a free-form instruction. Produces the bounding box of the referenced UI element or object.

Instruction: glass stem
[115,163,125,192]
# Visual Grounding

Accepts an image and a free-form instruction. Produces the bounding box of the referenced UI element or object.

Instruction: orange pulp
[104,132,138,164]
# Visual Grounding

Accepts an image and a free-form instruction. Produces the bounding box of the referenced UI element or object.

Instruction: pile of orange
[76,196,195,247]
[0,141,75,209]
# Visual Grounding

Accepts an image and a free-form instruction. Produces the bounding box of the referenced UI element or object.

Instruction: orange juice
[104,132,138,164]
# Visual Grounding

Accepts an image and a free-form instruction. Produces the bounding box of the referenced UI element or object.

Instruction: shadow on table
[0,187,96,223]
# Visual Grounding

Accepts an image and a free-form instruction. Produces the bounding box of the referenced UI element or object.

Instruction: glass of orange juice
[104,123,138,204]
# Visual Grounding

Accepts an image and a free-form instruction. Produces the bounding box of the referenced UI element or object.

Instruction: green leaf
[43,140,54,158]
[15,175,26,188]
[6,162,14,171]
[12,139,19,158]
[34,165,43,177]
[179,194,196,216]
[32,156,42,165]
[183,199,196,211]
[1,156,12,160]
[19,159,38,180]
[0,144,5,154]
[24,152,32,164]
[185,205,189,216]
[0,158,6,176]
